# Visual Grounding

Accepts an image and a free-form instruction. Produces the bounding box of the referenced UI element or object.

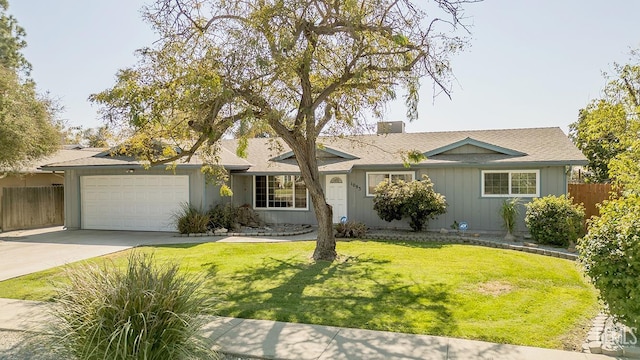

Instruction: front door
[325,174,347,223]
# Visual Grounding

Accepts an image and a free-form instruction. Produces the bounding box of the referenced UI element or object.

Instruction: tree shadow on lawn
[206,254,458,336]
[357,239,454,251]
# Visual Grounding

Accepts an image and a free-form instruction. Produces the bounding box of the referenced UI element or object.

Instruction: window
[481,170,539,197]
[366,171,415,196]
[254,175,308,209]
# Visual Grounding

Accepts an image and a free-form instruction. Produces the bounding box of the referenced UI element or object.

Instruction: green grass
[0,240,599,350]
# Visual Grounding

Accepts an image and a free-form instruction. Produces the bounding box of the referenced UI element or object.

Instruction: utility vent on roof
[377,121,405,134]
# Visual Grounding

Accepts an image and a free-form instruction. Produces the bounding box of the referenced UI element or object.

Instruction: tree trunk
[308,181,336,261]
[277,134,337,261]
[295,143,337,261]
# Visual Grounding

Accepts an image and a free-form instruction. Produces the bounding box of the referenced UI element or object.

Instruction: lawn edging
[176,224,315,238]
[364,233,578,260]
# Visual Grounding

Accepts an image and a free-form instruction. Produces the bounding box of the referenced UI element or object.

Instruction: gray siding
[205,181,233,209]
[346,166,569,233]
[231,174,317,225]
[64,164,568,232]
[230,175,252,206]
[63,167,205,230]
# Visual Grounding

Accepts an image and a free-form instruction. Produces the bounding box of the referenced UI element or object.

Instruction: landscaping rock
[236,205,264,227]
[601,345,623,356]
[588,341,602,354]
[587,332,601,342]
[214,228,228,234]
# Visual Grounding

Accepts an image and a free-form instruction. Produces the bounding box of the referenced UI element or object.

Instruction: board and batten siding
[204,180,227,208]
[63,168,206,230]
[347,166,568,233]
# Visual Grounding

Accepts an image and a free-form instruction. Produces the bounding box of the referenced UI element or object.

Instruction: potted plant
[500,198,520,241]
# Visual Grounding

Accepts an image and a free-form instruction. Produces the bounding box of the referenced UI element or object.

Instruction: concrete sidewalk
[0,298,618,360]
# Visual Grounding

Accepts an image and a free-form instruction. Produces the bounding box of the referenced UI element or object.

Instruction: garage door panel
[81,175,189,231]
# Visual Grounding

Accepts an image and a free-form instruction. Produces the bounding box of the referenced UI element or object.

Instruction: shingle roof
[22,148,104,173]
[41,127,587,172]
[41,144,252,170]
[219,127,587,173]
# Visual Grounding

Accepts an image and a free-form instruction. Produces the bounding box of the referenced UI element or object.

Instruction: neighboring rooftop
[10,147,105,173]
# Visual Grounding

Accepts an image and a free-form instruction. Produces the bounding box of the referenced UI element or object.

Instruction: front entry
[325,174,347,223]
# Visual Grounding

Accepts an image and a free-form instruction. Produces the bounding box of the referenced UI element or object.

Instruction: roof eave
[351,159,588,169]
[41,163,252,171]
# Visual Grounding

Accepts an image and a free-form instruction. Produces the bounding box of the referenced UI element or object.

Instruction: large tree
[0,0,59,171]
[93,0,474,260]
[60,125,117,148]
[0,0,30,75]
[577,51,640,329]
[570,51,640,183]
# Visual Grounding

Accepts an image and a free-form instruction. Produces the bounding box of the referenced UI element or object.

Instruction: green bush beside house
[373,174,447,231]
[579,194,640,328]
[525,195,585,247]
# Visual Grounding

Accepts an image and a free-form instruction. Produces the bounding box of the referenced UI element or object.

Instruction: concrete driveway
[0,227,184,282]
[0,226,317,282]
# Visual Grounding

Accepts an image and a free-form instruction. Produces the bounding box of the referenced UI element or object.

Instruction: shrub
[578,194,640,328]
[500,198,520,240]
[524,195,585,246]
[174,203,209,234]
[50,252,217,360]
[373,175,447,231]
[335,221,367,238]
[208,203,239,229]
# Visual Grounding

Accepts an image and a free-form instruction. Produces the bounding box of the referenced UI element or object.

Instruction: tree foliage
[570,50,640,183]
[92,0,474,260]
[574,49,640,328]
[0,0,30,75]
[373,175,447,231]
[578,194,640,328]
[0,62,60,171]
[60,125,115,148]
[90,39,241,166]
[0,1,60,170]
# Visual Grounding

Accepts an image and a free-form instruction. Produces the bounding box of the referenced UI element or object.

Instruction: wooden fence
[568,183,614,224]
[1,186,64,231]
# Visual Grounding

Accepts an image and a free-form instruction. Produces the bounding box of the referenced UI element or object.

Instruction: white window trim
[253,175,309,211]
[365,171,416,197]
[481,170,540,197]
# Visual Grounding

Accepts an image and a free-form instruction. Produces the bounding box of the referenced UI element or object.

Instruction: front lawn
[0,240,598,349]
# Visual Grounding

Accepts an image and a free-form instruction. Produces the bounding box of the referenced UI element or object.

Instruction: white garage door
[81,175,190,231]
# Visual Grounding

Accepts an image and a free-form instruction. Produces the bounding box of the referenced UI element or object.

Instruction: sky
[8,0,640,135]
